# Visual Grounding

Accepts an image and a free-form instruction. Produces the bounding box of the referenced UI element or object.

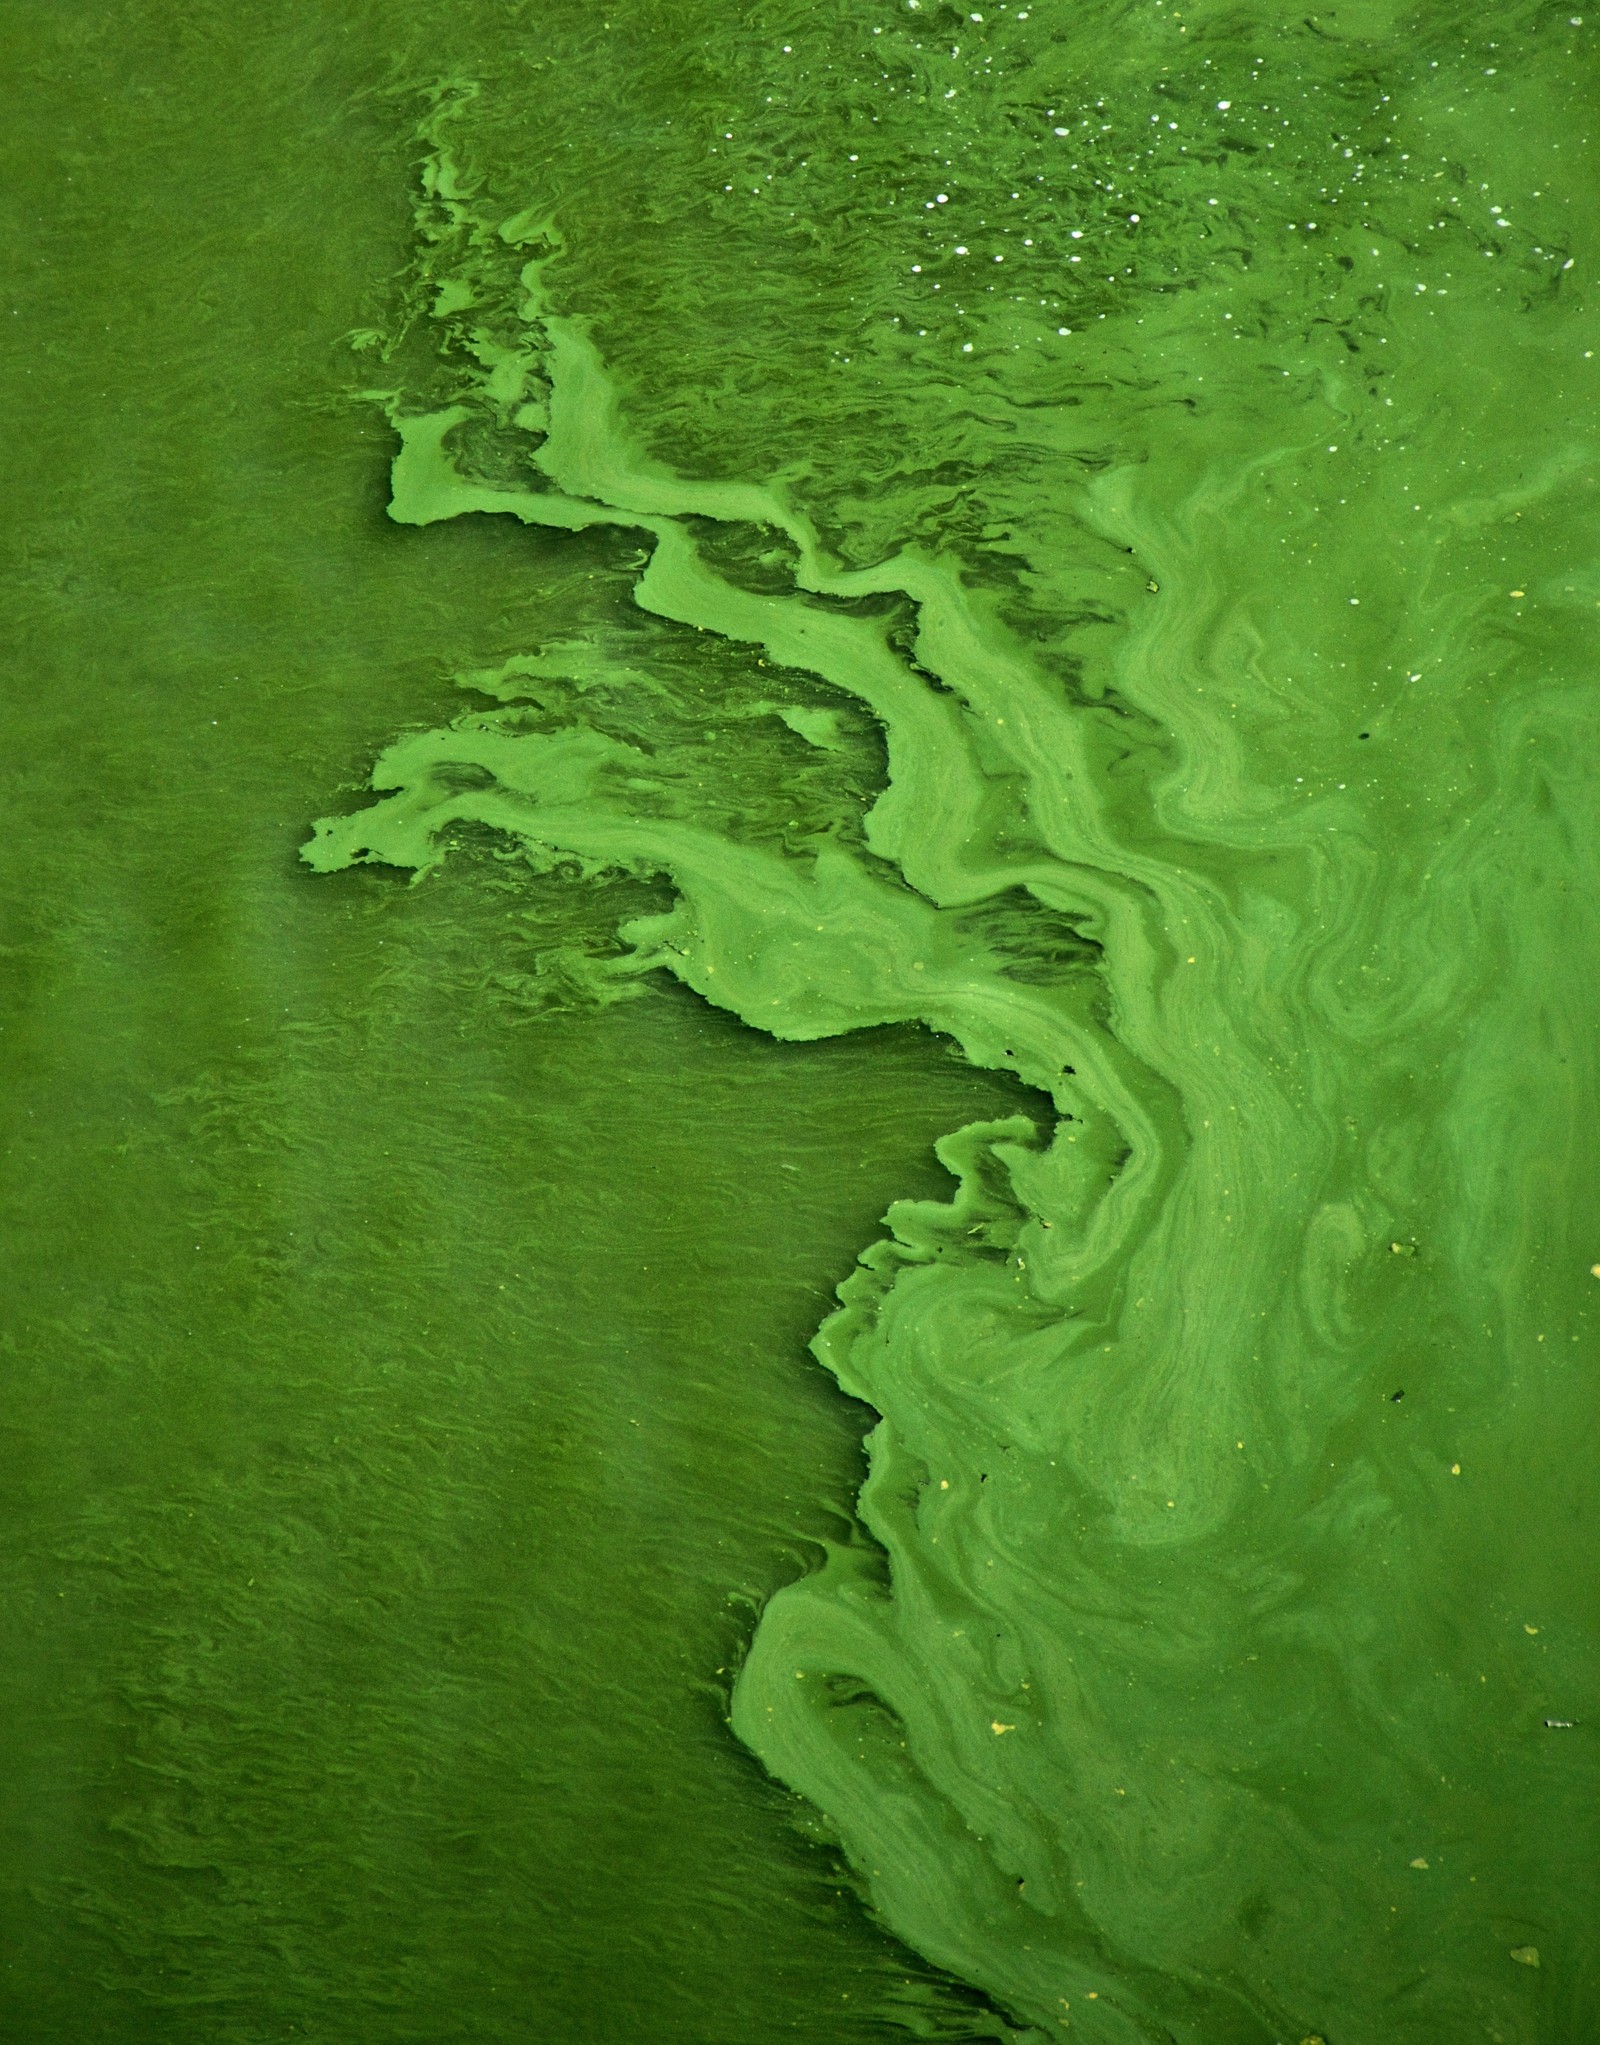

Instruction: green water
[2,2,1596,2042]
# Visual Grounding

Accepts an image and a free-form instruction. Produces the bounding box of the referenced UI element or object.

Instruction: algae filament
[308,8,1600,2033]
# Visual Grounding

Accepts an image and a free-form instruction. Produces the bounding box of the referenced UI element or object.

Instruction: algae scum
[4,0,1598,2041]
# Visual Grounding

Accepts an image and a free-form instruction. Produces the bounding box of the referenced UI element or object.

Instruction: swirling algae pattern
[307,16,1599,2040]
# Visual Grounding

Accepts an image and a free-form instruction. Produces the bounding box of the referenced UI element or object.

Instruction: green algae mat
[2,2,1597,2041]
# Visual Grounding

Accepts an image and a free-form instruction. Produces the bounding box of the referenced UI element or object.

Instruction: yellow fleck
[1510,588,1525,597]
[1510,1946,1540,1969]
[1410,1857,1429,1870]
[991,1721,1016,1735]
[940,1479,950,1490]
[1451,1463,1461,1475]
[1525,1625,1540,1636]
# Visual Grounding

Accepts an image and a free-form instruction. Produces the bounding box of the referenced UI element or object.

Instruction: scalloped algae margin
[303,208,1207,2042]
[303,132,1600,2045]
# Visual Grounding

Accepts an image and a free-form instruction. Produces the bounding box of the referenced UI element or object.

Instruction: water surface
[2,2,1596,2041]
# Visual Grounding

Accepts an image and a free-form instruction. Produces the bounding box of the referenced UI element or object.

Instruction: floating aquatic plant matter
[310,34,1599,2038]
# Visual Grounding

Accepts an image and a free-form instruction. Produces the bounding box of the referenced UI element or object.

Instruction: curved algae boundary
[305,182,1321,2045]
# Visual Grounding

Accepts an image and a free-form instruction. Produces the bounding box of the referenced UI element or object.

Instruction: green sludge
[7,0,1599,2039]
[300,5,1600,2037]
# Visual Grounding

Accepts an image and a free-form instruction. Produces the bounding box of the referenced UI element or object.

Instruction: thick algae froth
[308,14,1600,2040]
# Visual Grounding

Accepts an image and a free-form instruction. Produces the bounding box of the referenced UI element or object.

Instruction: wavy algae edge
[306,175,1210,2039]
[301,116,1596,2043]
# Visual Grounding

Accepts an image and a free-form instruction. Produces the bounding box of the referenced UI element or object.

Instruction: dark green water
[2,3,1596,2043]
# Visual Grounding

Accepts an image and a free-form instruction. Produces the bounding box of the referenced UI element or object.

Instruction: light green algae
[305,15,1600,2034]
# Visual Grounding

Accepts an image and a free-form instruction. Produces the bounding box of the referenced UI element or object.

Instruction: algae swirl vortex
[307,148,1599,2044]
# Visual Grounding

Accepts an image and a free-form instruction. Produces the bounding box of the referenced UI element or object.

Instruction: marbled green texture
[311,7,1599,2038]
[4,0,1597,2040]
